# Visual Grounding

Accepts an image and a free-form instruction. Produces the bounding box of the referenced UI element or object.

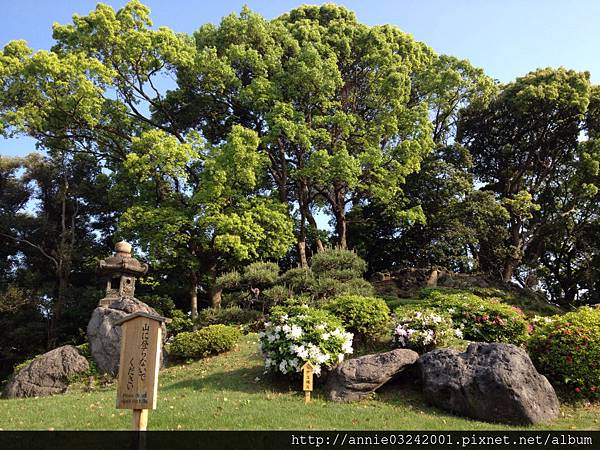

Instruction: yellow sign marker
[115,312,170,431]
[302,361,314,403]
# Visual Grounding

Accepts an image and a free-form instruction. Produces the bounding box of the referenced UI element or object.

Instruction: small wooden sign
[115,312,170,430]
[302,361,314,403]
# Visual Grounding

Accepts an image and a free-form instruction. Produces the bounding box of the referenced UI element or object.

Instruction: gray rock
[418,342,560,425]
[326,349,419,402]
[87,297,165,375]
[2,345,89,399]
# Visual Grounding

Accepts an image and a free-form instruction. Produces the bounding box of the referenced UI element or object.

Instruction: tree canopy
[1,2,599,374]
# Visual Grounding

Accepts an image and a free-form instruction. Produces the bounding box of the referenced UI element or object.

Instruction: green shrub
[528,307,600,399]
[392,306,456,353]
[259,305,353,377]
[421,289,529,345]
[262,285,294,308]
[168,309,194,336]
[169,325,241,359]
[216,271,242,289]
[242,262,280,286]
[310,249,367,281]
[310,277,375,300]
[467,287,562,316]
[276,268,314,293]
[323,295,390,341]
[195,306,263,333]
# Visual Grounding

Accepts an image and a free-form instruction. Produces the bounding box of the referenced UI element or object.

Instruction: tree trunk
[305,210,325,253]
[48,269,67,349]
[297,238,308,268]
[502,260,516,283]
[189,271,198,321]
[334,208,347,250]
[208,262,222,309]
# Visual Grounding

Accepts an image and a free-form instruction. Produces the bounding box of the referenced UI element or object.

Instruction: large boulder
[325,349,419,402]
[418,343,560,425]
[2,345,89,399]
[87,297,165,375]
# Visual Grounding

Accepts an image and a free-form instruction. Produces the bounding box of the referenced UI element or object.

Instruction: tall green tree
[0,1,294,315]
[119,125,294,314]
[164,5,435,263]
[458,68,593,283]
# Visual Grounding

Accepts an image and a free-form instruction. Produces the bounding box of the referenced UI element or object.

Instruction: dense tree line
[0,2,598,374]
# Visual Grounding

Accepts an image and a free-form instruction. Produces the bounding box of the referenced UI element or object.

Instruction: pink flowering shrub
[528,307,600,400]
[421,289,529,345]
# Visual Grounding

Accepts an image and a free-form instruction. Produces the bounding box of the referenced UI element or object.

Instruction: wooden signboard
[302,362,314,403]
[115,312,170,430]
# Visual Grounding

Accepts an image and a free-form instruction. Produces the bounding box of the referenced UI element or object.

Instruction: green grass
[0,334,598,430]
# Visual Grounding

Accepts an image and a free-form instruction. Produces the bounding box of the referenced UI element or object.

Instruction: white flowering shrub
[259,305,354,377]
[392,307,457,353]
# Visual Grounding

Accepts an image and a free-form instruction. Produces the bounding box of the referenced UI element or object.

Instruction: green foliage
[310,249,367,281]
[137,294,176,317]
[421,289,529,344]
[261,285,294,308]
[277,268,314,293]
[75,342,98,376]
[168,325,241,359]
[467,287,561,316]
[216,271,242,289]
[392,307,456,353]
[167,309,194,336]
[195,306,263,333]
[528,307,600,400]
[323,295,391,342]
[259,305,353,376]
[458,67,596,285]
[242,262,280,286]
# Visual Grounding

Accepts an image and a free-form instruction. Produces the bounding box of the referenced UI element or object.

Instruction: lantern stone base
[87,297,166,375]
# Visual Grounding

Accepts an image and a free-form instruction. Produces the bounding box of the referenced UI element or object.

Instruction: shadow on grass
[162,365,303,395]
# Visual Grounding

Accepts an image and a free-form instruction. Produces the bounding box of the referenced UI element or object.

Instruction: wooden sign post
[115,312,170,431]
[301,361,314,403]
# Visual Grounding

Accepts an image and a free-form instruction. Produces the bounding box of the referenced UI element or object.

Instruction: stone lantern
[97,240,148,307]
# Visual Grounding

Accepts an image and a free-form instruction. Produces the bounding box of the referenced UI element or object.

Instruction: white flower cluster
[259,308,354,377]
[392,308,456,352]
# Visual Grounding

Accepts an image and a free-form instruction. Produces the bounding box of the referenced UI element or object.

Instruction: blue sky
[2,0,600,157]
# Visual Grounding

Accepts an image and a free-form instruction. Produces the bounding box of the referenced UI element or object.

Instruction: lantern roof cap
[98,241,148,276]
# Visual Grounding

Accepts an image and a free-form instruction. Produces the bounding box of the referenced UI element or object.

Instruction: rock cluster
[418,342,560,424]
[325,349,418,402]
[2,345,89,399]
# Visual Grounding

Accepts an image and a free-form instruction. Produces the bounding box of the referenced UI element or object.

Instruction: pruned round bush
[262,285,294,308]
[393,306,457,353]
[276,267,314,292]
[242,262,280,286]
[323,295,390,342]
[169,325,241,359]
[422,289,529,345]
[195,306,263,333]
[259,305,353,377]
[528,307,600,399]
[310,249,367,281]
[216,271,242,289]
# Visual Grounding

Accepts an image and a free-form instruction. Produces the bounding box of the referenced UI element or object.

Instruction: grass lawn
[0,334,598,431]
